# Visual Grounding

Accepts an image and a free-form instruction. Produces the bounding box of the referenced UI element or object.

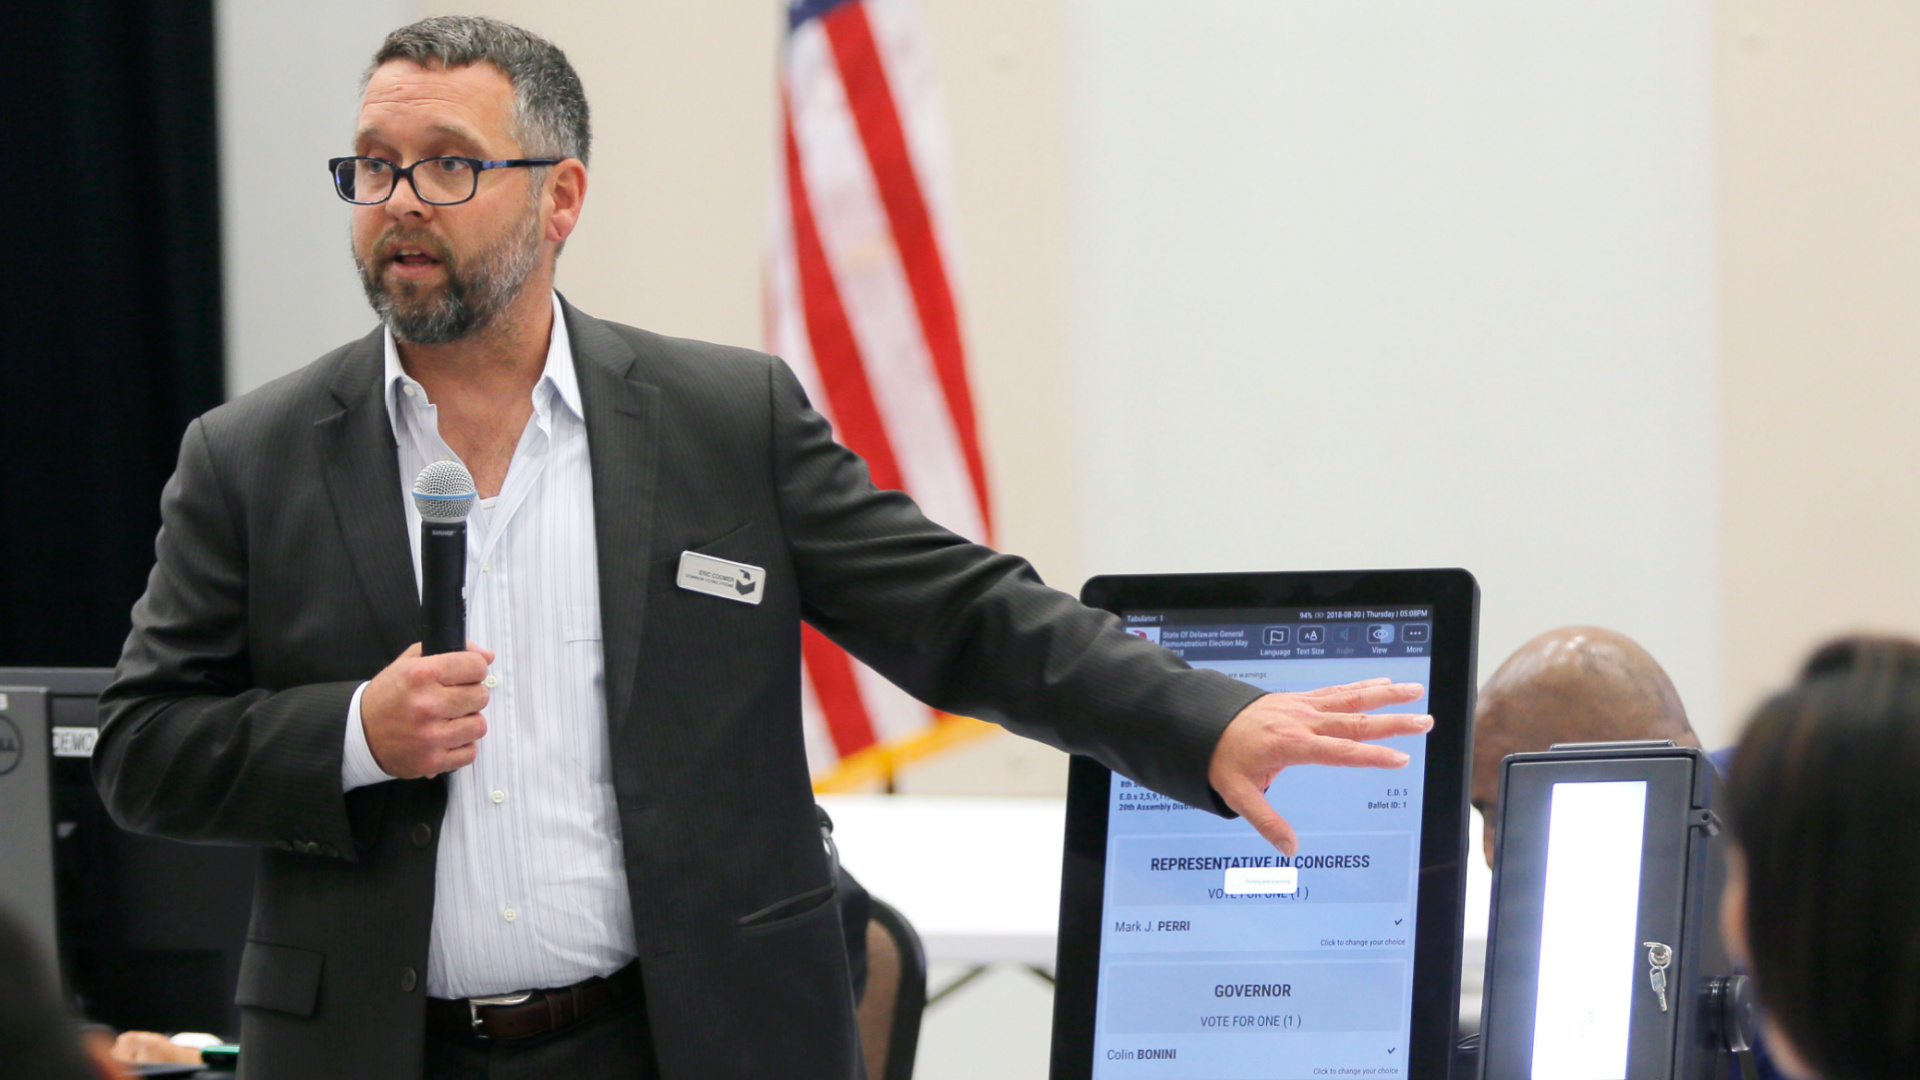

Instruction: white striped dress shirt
[340,293,637,998]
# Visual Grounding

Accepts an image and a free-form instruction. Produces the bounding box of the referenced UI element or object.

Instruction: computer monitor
[1050,568,1479,1080]
[0,668,254,1038]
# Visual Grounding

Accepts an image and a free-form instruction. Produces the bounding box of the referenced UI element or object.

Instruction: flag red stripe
[820,4,992,534]
[783,102,906,493]
[786,97,885,758]
[803,622,878,757]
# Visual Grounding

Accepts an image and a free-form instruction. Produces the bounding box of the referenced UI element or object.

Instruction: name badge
[677,551,765,606]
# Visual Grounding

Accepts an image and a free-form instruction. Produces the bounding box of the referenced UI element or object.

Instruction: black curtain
[0,0,225,667]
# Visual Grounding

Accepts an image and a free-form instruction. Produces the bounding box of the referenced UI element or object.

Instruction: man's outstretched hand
[1208,679,1432,856]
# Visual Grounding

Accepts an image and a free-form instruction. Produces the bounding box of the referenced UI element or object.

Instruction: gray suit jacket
[93,301,1263,1080]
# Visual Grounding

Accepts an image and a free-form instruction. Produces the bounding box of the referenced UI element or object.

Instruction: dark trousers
[422,993,661,1080]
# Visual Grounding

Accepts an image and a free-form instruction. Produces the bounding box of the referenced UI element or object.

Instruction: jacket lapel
[316,328,418,660]
[566,300,661,733]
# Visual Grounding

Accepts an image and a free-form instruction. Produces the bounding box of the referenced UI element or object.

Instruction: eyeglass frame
[327,155,563,206]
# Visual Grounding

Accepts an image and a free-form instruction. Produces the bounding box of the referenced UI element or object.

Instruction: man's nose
[385,172,434,219]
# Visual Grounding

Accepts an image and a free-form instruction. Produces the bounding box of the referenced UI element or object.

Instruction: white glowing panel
[1530,781,1648,1080]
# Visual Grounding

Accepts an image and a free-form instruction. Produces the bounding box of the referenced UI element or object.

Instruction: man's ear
[546,159,588,244]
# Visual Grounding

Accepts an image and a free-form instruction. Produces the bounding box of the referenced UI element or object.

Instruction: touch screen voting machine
[1051,569,1479,1080]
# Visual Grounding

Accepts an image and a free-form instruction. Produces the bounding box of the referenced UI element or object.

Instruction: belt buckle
[468,990,534,1038]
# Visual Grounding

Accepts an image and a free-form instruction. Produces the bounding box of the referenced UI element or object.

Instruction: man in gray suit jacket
[93,17,1430,1080]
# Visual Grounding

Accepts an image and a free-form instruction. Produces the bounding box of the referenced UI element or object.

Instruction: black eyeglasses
[328,156,561,206]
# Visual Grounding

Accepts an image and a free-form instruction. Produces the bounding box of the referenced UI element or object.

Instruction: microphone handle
[420,521,467,656]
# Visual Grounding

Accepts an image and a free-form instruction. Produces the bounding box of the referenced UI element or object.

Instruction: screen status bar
[1122,605,1434,660]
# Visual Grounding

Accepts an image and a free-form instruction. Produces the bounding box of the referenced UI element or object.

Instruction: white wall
[408,2,784,352]
[216,0,411,396]
[1716,0,1920,730]
[1065,1,1723,741]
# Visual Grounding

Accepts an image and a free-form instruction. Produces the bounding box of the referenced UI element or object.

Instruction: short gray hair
[366,16,591,166]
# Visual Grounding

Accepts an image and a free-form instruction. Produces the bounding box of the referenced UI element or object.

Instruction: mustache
[370,228,453,265]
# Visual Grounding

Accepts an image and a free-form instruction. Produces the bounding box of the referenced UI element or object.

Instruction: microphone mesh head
[412,460,477,523]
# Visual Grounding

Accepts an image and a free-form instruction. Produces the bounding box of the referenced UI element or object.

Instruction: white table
[816,795,1066,969]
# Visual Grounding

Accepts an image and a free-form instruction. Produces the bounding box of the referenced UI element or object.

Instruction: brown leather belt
[425,961,642,1043]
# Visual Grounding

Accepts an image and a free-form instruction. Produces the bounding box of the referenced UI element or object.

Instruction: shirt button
[483,674,499,689]
[482,561,493,573]
[503,907,518,923]
[491,790,506,804]
[402,384,416,397]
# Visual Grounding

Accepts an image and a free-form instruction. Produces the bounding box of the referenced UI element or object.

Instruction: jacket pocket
[671,520,760,565]
[737,882,837,935]
[235,940,325,1017]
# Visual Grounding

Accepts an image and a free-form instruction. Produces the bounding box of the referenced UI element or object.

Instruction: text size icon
[1297,626,1326,645]
[1263,627,1291,646]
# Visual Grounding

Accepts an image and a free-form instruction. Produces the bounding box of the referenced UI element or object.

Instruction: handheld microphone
[412,461,478,656]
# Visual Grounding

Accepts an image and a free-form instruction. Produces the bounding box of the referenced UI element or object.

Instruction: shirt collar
[381,291,581,439]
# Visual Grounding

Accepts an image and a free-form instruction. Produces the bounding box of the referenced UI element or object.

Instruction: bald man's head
[1471,627,1696,867]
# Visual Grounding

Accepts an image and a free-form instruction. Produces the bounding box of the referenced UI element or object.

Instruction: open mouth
[388,246,443,270]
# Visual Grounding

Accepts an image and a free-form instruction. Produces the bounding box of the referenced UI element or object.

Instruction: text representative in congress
[91,16,1430,1080]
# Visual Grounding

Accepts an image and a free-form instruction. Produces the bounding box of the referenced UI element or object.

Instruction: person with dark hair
[0,904,126,1080]
[91,14,1430,1080]
[1720,662,1920,1079]
[1795,633,1920,683]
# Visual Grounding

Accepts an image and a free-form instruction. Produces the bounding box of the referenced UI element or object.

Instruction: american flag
[769,0,993,786]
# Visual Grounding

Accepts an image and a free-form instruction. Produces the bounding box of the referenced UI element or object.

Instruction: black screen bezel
[1050,568,1479,1080]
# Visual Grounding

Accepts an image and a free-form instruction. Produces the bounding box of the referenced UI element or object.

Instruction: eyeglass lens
[334,158,477,205]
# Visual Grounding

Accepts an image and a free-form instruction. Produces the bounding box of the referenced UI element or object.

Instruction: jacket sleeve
[768,361,1263,814]
[92,417,373,859]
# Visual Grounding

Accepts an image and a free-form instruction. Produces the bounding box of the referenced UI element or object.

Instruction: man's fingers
[1310,712,1434,742]
[1219,777,1300,857]
[1300,678,1393,698]
[1295,735,1413,770]
[1315,681,1425,714]
[430,742,479,775]
[438,712,488,748]
[406,685,487,724]
[427,650,491,686]
[443,684,491,717]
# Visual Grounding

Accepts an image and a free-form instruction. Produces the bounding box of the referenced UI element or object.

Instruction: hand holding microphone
[362,462,493,779]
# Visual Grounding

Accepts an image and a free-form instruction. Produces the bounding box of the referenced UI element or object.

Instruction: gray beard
[356,213,542,345]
